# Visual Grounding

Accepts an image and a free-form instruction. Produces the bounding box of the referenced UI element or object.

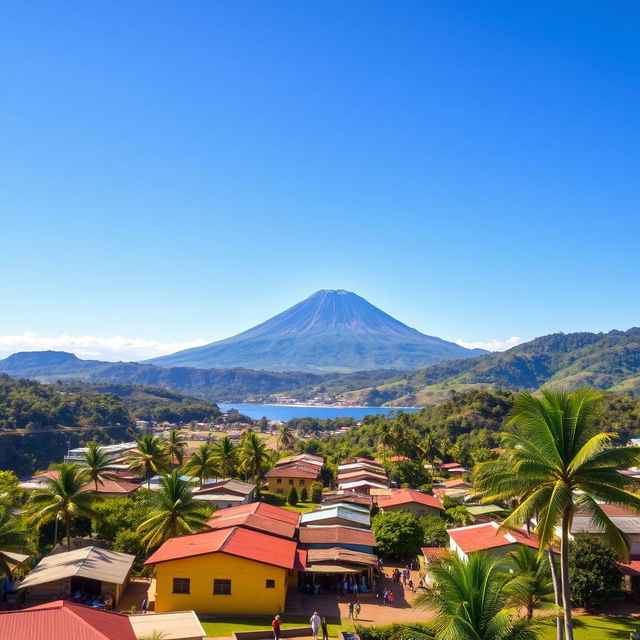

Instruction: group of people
[272,613,329,640]
[377,586,395,606]
[347,600,361,619]
[390,567,413,591]
[61,588,113,610]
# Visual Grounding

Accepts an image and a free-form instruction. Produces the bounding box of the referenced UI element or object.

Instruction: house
[570,504,640,555]
[0,600,137,640]
[440,462,467,476]
[19,470,139,497]
[129,611,206,640]
[298,526,376,554]
[321,490,373,509]
[145,527,305,615]
[337,470,389,485]
[192,478,255,509]
[16,546,135,606]
[64,442,138,470]
[206,502,300,540]
[275,453,324,468]
[300,502,371,529]
[447,521,540,562]
[337,479,389,495]
[266,462,322,495]
[377,488,444,518]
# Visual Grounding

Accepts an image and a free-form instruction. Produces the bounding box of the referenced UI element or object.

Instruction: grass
[282,501,319,513]
[199,615,347,638]
[538,615,640,639]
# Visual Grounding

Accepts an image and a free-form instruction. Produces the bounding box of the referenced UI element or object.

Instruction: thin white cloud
[453,336,523,352]
[0,332,208,362]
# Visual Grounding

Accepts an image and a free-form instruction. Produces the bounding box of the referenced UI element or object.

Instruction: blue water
[218,403,419,421]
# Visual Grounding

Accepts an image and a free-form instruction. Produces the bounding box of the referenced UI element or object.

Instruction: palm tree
[27,463,101,552]
[504,545,555,619]
[474,388,640,640]
[237,431,270,485]
[276,425,295,451]
[136,470,210,550]
[183,443,218,486]
[82,442,117,491]
[0,507,29,578]
[420,431,441,466]
[212,436,236,478]
[377,421,394,463]
[405,552,539,640]
[124,435,171,490]
[166,430,187,466]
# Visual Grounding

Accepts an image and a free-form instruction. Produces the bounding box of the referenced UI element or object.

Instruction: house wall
[268,477,315,495]
[153,553,290,615]
[381,503,441,518]
[304,543,374,554]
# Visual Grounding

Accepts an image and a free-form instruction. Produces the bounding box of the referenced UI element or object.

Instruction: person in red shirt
[272,615,281,640]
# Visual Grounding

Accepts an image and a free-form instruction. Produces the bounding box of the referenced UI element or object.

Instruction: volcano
[146,290,486,372]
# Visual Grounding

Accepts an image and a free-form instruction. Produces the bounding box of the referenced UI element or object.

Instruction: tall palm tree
[474,388,640,640]
[183,443,218,486]
[0,507,29,578]
[136,470,210,550]
[82,442,117,491]
[377,421,394,463]
[237,431,270,485]
[276,425,295,451]
[420,431,441,467]
[504,545,555,619]
[27,464,101,552]
[212,436,236,478]
[124,435,171,490]
[405,552,539,640]
[166,430,187,466]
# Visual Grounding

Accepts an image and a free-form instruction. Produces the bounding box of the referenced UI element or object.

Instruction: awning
[304,563,365,574]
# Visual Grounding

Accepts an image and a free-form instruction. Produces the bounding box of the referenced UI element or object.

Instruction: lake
[217,403,420,421]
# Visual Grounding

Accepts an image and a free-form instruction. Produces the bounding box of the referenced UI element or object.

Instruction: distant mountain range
[145,289,486,373]
[2,327,640,407]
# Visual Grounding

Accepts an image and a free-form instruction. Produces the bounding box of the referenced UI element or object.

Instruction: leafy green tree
[405,552,539,640]
[377,421,394,463]
[212,436,236,478]
[310,481,323,503]
[387,460,431,488]
[82,442,117,491]
[166,430,187,466]
[371,511,423,560]
[113,528,147,569]
[299,485,308,502]
[136,470,210,550]
[504,545,555,619]
[27,463,101,551]
[568,535,622,607]
[125,435,171,489]
[287,486,298,506]
[183,443,218,486]
[444,505,473,527]
[475,388,640,640]
[420,514,448,547]
[92,495,149,541]
[0,507,30,578]
[0,470,24,508]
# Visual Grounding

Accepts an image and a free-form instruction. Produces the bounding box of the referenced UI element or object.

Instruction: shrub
[287,486,298,506]
[113,529,146,571]
[354,623,434,640]
[310,481,323,503]
[371,511,423,560]
[299,485,308,502]
[259,491,285,506]
[444,505,473,526]
[420,514,448,547]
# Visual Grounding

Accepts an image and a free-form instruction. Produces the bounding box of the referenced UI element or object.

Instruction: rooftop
[377,488,444,511]
[299,525,376,547]
[266,463,321,479]
[448,521,540,554]
[194,478,255,496]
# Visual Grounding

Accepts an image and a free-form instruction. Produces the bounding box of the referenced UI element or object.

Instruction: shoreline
[220,402,420,410]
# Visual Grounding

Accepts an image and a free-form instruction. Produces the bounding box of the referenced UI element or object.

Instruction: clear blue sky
[2,1,639,360]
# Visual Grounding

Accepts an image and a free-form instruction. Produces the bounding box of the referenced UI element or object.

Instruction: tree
[568,535,622,607]
[0,507,29,578]
[504,545,555,619]
[183,443,218,486]
[406,552,539,640]
[310,481,323,503]
[166,430,187,466]
[82,442,117,491]
[276,425,295,451]
[377,421,394,463]
[371,511,423,560]
[237,431,270,485]
[299,485,308,502]
[420,514,448,547]
[136,470,210,550]
[27,463,101,552]
[387,460,431,488]
[287,486,298,506]
[0,470,24,508]
[474,388,640,640]
[125,435,171,490]
[212,436,236,478]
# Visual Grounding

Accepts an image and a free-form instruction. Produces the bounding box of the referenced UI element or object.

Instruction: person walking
[347,601,354,619]
[310,611,321,640]
[388,590,395,606]
[321,616,329,640]
[272,615,281,640]
[354,602,361,620]
[141,596,148,614]
[382,588,388,606]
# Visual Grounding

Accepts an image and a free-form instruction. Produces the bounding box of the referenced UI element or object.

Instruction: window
[277,478,282,484]
[299,479,304,486]
[213,579,232,595]
[265,579,276,589]
[289,479,294,485]
[172,578,190,594]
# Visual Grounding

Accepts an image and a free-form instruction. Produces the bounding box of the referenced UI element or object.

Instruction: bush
[444,505,473,526]
[92,496,149,542]
[355,623,434,640]
[569,535,622,607]
[420,514,448,547]
[259,491,285,506]
[372,511,423,560]
[113,529,146,571]
[299,486,308,502]
[310,481,323,503]
[287,486,298,506]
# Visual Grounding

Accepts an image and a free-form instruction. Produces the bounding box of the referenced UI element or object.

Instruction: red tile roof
[207,512,297,539]
[444,479,472,488]
[619,558,640,576]
[421,547,449,562]
[266,463,320,479]
[389,456,410,462]
[145,526,304,570]
[298,526,376,547]
[82,479,139,495]
[441,462,465,469]
[207,502,301,526]
[0,600,136,640]
[448,521,540,554]
[337,471,389,484]
[378,489,444,511]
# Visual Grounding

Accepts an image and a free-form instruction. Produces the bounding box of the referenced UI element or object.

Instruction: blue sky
[1,1,639,360]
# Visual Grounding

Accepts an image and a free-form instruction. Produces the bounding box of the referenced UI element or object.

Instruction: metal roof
[129,611,206,639]
[17,546,135,590]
